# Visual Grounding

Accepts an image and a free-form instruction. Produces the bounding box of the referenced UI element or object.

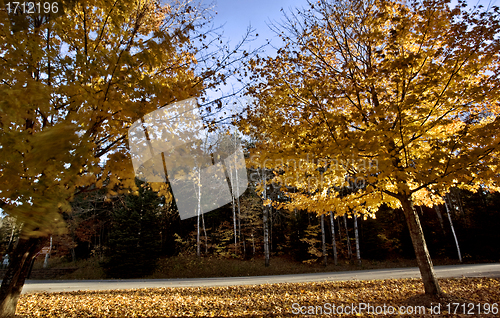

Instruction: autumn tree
[0,0,217,315]
[241,0,500,298]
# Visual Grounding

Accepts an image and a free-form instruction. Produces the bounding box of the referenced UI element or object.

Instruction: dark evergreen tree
[101,180,162,278]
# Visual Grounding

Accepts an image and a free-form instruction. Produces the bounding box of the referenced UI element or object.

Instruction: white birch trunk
[262,169,270,267]
[444,194,462,263]
[234,134,242,255]
[232,194,237,254]
[343,214,353,260]
[196,168,201,258]
[321,214,327,266]
[43,236,52,268]
[329,211,338,265]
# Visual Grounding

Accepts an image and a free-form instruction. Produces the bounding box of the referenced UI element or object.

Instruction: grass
[43,254,466,280]
[32,256,105,280]
[17,277,500,317]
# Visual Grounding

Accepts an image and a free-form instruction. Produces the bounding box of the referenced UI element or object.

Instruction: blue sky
[203,0,499,117]
[209,0,498,56]
[209,0,307,54]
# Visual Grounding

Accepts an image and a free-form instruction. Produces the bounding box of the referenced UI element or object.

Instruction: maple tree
[0,0,221,315]
[240,0,500,297]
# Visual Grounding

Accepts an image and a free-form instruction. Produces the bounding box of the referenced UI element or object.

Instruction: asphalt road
[22,263,500,294]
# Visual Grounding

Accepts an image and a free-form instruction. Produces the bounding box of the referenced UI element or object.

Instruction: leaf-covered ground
[18,277,499,317]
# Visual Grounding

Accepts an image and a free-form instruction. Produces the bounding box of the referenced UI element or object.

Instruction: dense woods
[2,174,497,274]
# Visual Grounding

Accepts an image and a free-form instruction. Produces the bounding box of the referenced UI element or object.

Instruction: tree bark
[234,135,242,255]
[399,195,443,296]
[43,236,52,268]
[201,212,208,255]
[0,235,45,317]
[263,204,270,267]
[320,214,327,266]
[196,168,201,258]
[353,213,361,266]
[329,211,338,265]
[451,188,465,218]
[433,204,445,233]
[262,169,270,267]
[343,214,353,260]
[444,194,462,263]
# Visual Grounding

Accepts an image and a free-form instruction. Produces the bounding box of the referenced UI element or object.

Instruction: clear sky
[209,0,307,54]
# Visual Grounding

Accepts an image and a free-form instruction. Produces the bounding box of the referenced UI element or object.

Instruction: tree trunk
[329,211,338,265]
[433,204,445,233]
[353,213,361,266]
[262,169,270,267]
[5,225,15,256]
[201,212,208,255]
[263,204,270,267]
[234,136,242,255]
[232,194,237,255]
[196,168,202,258]
[451,188,465,218]
[337,217,342,241]
[399,195,443,296]
[444,194,462,263]
[269,204,272,253]
[320,214,327,266]
[43,236,52,268]
[251,232,255,256]
[0,236,45,317]
[196,206,201,258]
[343,214,353,260]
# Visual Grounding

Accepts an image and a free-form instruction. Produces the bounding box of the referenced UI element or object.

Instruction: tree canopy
[0,0,204,237]
[240,0,500,296]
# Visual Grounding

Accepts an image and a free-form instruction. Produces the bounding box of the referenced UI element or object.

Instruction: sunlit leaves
[0,0,204,236]
[241,0,500,216]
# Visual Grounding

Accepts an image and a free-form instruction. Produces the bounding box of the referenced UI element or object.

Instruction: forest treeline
[2,173,498,278]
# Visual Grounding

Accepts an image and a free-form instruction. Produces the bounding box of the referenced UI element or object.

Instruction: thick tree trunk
[353,213,361,266]
[320,214,327,266]
[399,195,443,296]
[0,236,45,317]
[329,212,338,265]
